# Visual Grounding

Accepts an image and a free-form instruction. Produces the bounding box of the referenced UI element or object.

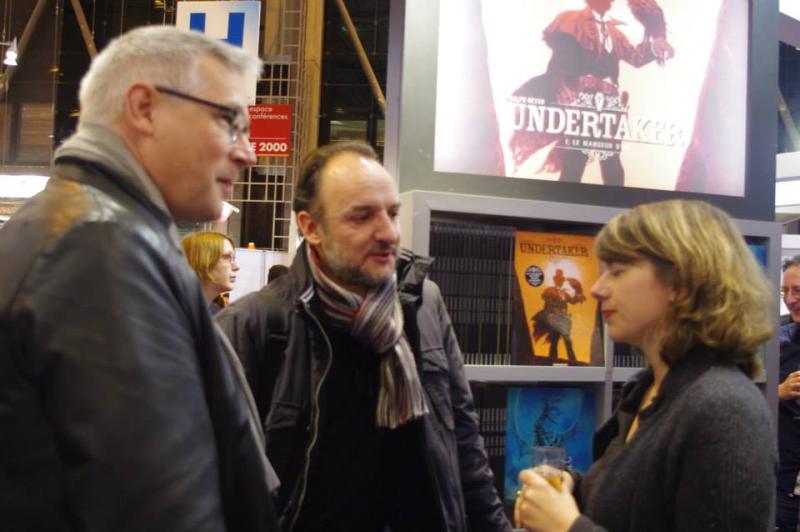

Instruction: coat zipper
[287,303,334,532]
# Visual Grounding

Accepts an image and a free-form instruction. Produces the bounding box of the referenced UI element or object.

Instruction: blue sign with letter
[175,1,261,102]
[188,12,245,47]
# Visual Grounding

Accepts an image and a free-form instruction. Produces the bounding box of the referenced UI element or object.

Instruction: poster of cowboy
[434,0,747,196]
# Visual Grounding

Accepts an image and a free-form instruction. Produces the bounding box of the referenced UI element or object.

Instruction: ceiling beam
[334,0,387,116]
[69,0,98,59]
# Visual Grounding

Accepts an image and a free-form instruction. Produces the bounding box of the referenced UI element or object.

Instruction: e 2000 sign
[251,141,290,156]
[248,103,292,157]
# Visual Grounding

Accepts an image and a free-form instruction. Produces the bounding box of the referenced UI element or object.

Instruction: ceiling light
[3,38,17,66]
[0,174,49,199]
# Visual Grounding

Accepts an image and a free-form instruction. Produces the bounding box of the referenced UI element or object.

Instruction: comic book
[503,386,595,502]
[512,230,603,365]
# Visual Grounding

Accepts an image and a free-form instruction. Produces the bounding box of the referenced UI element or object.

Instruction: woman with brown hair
[515,199,776,531]
[181,231,239,314]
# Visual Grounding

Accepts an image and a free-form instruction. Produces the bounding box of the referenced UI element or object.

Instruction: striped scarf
[307,246,428,428]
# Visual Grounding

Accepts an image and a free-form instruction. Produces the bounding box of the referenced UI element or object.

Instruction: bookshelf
[611,367,643,383]
[465,366,607,383]
[399,189,782,425]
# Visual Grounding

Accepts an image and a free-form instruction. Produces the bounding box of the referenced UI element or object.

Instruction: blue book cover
[504,386,595,501]
[747,242,767,271]
[746,242,770,363]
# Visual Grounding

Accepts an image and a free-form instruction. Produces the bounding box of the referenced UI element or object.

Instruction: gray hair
[78,26,262,126]
[784,255,800,272]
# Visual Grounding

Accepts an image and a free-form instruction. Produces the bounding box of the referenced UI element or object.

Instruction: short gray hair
[784,255,800,272]
[78,26,262,126]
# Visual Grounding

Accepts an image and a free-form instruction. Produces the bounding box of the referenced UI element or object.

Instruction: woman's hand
[514,468,580,532]
[779,371,800,401]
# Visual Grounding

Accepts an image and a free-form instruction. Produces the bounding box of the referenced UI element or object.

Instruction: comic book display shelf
[398,190,781,420]
[398,189,780,517]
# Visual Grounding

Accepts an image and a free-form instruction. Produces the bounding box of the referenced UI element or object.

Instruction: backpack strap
[264,291,289,346]
[251,291,290,429]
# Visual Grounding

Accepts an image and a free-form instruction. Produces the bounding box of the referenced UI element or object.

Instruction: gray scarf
[306,246,429,428]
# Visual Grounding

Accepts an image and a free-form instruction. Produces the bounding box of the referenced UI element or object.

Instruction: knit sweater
[570,349,776,532]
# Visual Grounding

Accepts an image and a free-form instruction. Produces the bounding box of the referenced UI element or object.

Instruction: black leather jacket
[216,244,511,532]
[0,156,277,531]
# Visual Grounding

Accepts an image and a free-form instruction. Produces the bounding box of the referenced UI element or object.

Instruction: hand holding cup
[531,446,567,489]
[515,454,580,532]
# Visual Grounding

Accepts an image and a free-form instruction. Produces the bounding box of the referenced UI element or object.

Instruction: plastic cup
[530,446,567,490]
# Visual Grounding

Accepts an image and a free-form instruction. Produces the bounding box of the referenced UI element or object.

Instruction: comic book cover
[512,231,602,366]
[747,242,767,271]
[435,0,748,196]
[503,386,595,502]
[747,241,769,367]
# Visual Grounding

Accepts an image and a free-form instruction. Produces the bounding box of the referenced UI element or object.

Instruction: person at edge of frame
[515,199,776,532]
[777,255,800,532]
[0,26,279,532]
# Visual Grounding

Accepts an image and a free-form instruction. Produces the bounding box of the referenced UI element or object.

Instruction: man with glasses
[777,256,800,531]
[155,86,250,144]
[0,26,278,531]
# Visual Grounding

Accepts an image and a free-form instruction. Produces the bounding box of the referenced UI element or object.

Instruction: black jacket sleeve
[215,288,279,424]
[11,223,229,531]
[431,282,512,532]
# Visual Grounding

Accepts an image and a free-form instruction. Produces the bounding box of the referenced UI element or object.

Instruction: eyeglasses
[154,86,249,144]
[781,287,800,298]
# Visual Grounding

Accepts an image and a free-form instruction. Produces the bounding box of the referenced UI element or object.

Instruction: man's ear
[297,210,322,246]
[123,83,157,135]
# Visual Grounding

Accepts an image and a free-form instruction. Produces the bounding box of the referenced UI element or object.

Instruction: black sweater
[571,350,776,532]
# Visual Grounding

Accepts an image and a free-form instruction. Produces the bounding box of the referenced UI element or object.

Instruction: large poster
[512,231,603,366]
[435,0,748,196]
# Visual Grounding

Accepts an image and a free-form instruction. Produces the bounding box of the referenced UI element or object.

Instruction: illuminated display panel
[385,0,778,221]
[436,0,746,196]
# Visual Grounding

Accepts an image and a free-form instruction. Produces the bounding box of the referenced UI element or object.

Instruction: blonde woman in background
[182,231,239,315]
[515,199,776,532]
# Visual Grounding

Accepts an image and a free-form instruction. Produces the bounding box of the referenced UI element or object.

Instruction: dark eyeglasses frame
[154,86,249,143]
[782,287,800,299]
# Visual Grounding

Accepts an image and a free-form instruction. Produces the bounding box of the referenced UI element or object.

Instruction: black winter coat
[216,245,511,532]
[0,155,278,532]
